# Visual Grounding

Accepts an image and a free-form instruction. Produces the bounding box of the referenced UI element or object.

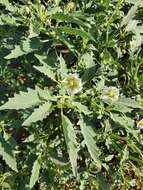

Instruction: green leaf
[0,14,17,25]
[120,146,129,165]
[30,158,41,189]
[112,105,133,113]
[111,114,139,141]
[34,54,56,81]
[62,114,78,177]
[51,13,91,28]
[111,114,134,127]
[34,65,56,82]
[5,39,40,59]
[82,66,97,83]
[57,26,94,41]
[48,148,69,167]
[54,0,61,6]
[121,0,143,52]
[0,0,14,12]
[36,86,57,102]
[115,97,142,109]
[73,102,91,115]
[3,132,17,149]
[121,0,142,26]
[23,102,52,126]
[59,54,68,79]
[0,134,17,172]
[45,6,61,15]
[0,88,41,110]
[5,45,26,59]
[80,52,95,69]
[29,25,39,38]
[78,117,101,169]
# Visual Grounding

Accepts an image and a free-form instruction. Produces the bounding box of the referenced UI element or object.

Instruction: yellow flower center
[107,90,116,98]
[139,120,143,127]
[66,77,79,90]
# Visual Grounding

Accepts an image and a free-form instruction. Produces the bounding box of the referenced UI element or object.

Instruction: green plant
[0,0,143,189]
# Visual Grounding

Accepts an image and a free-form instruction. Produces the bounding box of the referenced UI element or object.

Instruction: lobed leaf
[0,88,41,110]
[121,0,142,26]
[73,102,91,115]
[115,97,142,109]
[34,54,56,81]
[22,102,53,126]
[5,39,41,59]
[57,26,94,41]
[0,134,17,172]
[78,117,101,169]
[62,114,78,177]
[51,13,91,28]
[111,114,139,141]
[30,158,41,189]
[59,54,68,79]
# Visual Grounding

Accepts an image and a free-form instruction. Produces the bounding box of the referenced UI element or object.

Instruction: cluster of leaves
[0,0,143,189]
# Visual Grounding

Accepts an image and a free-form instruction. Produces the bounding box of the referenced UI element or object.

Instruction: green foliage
[62,114,78,177]
[0,88,41,110]
[0,134,17,172]
[0,0,143,189]
[34,54,56,81]
[122,0,143,52]
[78,117,101,169]
[23,101,53,126]
[30,158,41,189]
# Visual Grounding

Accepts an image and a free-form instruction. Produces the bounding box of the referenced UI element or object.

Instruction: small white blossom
[62,74,82,95]
[137,119,143,129]
[101,86,119,102]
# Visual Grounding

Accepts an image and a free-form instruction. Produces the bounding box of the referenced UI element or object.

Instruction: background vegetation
[0,0,143,189]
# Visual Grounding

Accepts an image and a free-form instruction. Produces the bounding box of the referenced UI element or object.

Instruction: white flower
[62,74,82,95]
[101,86,119,102]
[137,119,143,129]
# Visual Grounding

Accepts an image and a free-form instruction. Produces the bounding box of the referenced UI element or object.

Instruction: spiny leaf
[73,102,91,115]
[59,53,68,79]
[3,132,17,149]
[120,146,129,165]
[115,97,142,109]
[57,26,94,41]
[5,45,26,59]
[22,102,53,126]
[36,86,57,102]
[34,65,56,81]
[121,0,142,26]
[78,117,101,169]
[62,114,78,177]
[0,88,41,110]
[34,54,56,81]
[0,14,17,25]
[82,66,97,83]
[0,134,17,172]
[111,114,139,141]
[0,0,15,12]
[5,39,40,59]
[121,0,143,52]
[51,13,91,28]
[30,158,41,189]
[80,52,95,69]
[48,148,69,167]
[111,113,134,127]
